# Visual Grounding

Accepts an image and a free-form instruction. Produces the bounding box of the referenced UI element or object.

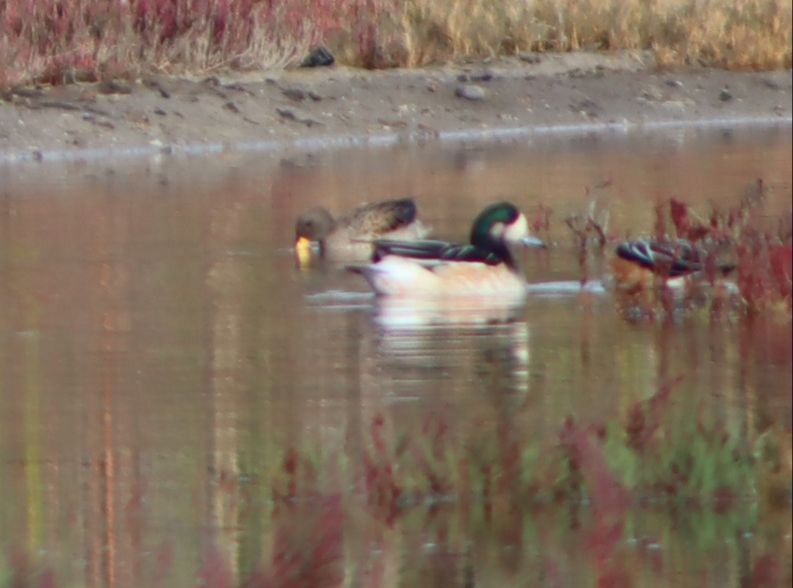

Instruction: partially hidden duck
[295,197,430,264]
[609,238,736,293]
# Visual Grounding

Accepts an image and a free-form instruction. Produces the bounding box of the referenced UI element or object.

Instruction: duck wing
[342,198,419,236]
[374,239,502,265]
[616,239,729,277]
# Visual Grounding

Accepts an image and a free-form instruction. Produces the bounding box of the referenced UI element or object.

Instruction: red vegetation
[271,497,344,587]
[560,418,630,515]
[249,496,345,588]
[749,554,781,587]
[5,550,56,588]
[565,182,612,284]
[412,412,453,497]
[669,196,712,242]
[0,0,380,88]
[530,203,553,238]
[736,239,793,313]
[360,413,404,524]
[559,418,631,587]
[198,545,234,588]
[150,542,176,588]
[626,376,682,453]
[639,180,793,315]
[769,244,793,296]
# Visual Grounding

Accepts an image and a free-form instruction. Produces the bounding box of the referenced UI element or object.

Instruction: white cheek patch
[489,222,506,239]
[504,214,529,243]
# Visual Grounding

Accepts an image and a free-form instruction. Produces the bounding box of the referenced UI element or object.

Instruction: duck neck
[494,242,517,268]
[471,226,517,268]
[316,213,337,251]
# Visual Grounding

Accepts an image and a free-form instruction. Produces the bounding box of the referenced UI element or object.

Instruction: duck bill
[295,237,313,266]
[520,236,547,249]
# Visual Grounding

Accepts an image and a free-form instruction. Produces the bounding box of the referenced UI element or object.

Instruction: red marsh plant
[2,392,788,587]
[267,389,788,519]
[1,550,56,588]
[601,374,790,510]
[198,545,234,588]
[665,181,793,315]
[0,0,375,88]
[564,180,612,285]
[248,495,345,587]
[559,417,633,587]
[355,411,464,523]
[359,413,407,524]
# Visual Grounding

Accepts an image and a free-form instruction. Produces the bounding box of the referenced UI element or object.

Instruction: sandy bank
[0,52,790,164]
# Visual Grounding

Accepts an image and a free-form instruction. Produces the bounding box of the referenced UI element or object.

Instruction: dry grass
[353,0,792,69]
[0,0,789,89]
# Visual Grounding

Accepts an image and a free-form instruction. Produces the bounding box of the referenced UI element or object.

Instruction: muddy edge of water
[0,52,791,164]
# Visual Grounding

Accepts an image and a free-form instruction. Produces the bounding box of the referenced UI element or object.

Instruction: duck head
[295,207,336,260]
[470,202,546,263]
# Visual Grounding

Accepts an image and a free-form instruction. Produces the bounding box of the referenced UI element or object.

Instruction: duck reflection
[361,303,531,400]
[373,295,527,330]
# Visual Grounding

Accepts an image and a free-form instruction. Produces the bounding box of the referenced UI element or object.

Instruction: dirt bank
[0,52,790,164]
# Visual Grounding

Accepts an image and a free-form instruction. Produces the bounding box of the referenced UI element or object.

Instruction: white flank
[359,255,527,301]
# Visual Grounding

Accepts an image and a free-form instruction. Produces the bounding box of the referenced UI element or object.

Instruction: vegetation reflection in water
[0,129,790,587]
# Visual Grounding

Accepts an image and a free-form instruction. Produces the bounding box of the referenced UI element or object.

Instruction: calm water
[0,127,791,587]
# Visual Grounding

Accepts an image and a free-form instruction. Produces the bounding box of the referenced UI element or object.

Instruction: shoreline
[3,115,790,166]
[1,52,790,165]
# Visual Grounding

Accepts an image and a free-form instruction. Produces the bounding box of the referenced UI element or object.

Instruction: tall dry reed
[357,0,792,69]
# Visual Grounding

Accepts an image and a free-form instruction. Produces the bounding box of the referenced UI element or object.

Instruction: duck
[609,238,736,293]
[294,197,430,264]
[348,202,546,302]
